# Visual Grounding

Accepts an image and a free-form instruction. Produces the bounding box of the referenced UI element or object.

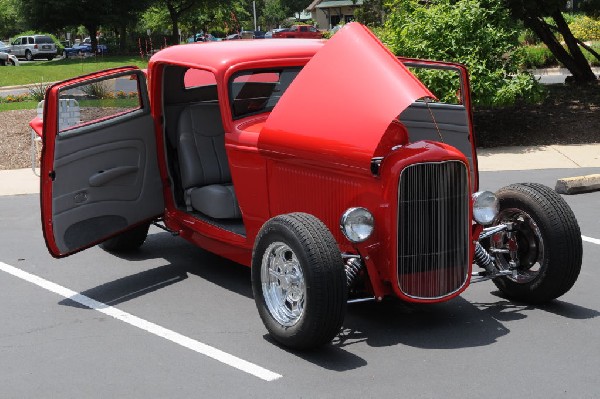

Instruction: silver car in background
[10,35,57,61]
[0,40,19,66]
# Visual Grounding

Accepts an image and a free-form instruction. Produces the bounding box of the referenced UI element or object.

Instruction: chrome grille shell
[397,161,470,299]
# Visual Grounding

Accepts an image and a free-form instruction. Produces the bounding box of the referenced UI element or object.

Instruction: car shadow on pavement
[334,297,510,350]
[59,231,253,310]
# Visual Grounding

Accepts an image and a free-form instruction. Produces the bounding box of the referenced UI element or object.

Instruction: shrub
[28,82,49,102]
[519,45,558,69]
[569,15,600,41]
[81,81,112,99]
[377,0,544,107]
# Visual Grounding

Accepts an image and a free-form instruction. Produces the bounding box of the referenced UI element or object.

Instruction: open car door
[40,67,164,257]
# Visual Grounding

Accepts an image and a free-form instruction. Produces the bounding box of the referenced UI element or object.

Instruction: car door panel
[41,68,164,256]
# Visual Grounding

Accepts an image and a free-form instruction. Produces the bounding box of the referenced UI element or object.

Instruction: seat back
[177,103,230,190]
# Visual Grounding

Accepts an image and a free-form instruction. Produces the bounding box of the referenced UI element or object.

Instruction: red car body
[32,23,581,349]
[272,25,323,39]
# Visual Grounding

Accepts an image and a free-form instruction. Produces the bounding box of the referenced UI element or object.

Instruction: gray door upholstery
[51,110,164,253]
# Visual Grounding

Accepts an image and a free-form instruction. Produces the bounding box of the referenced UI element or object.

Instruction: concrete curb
[556,174,600,195]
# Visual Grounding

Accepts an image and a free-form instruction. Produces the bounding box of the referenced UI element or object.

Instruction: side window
[21,38,27,45]
[28,37,34,44]
[406,66,463,105]
[57,73,143,133]
[300,26,308,32]
[290,26,298,32]
[229,67,301,118]
[309,27,317,32]
[184,68,216,89]
[12,38,19,45]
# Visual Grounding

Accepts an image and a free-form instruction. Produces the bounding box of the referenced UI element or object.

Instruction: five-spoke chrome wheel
[261,242,306,327]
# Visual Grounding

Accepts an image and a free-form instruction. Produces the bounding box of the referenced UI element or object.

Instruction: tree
[0,0,26,38]
[106,0,152,52]
[354,0,385,27]
[379,0,543,106]
[280,0,312,18]
[18,0,112,52]
[262,0,287,28]
[505,0,598,83]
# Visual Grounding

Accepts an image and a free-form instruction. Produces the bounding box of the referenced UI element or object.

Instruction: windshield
[229,67,302,119]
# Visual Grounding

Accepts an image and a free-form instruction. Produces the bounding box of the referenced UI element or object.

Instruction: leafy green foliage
[0,0,25,38]
[378,0,543,106]
[354,0,385,27]
[520,44,557,68]
[569,15,600,40]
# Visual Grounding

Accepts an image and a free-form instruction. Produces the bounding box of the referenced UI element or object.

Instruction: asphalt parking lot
[0,168,599,398]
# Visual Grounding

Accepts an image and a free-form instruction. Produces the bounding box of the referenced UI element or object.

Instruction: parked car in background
[253,30,266,39]
[31,23,582,350]
[0,40,11,53]
[62,41,108,58]
[10,35,57,60]
[0,41,19,65]
[264,28,289,38]
[272,25,322,38]
[225,33,241,40]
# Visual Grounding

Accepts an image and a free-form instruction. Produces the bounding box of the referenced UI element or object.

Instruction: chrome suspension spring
[474,242,495,272]
[345,257,364,288]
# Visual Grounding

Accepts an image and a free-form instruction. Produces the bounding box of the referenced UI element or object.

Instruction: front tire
[252,213,347,350]
[489,183,582,303]
[99,222,150,252]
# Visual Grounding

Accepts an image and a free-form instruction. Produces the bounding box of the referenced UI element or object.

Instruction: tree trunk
[167,4,180,45]
[85,24,98,54]
[119,23,127,53]
[551,10,597,82]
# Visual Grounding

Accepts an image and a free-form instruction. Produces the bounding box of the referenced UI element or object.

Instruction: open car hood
[259,23,434,171]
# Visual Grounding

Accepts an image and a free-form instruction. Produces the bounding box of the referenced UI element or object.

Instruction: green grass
[0,55,148,87]
[0,101,39,112]
[78,98,140,108]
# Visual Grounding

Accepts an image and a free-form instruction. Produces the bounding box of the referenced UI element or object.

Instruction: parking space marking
[582,235,600,245]
[0,261,282,382]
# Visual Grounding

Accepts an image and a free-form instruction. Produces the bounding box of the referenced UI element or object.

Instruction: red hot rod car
[32,23,582,350]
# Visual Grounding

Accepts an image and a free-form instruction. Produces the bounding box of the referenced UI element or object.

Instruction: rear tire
[47,55,54,61]
[25,50,33,61]
[490,183,582,303]
[252,213,347,350]
[99,222,150,252]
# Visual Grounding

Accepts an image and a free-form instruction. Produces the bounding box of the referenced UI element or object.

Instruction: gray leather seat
[177,103,241,219]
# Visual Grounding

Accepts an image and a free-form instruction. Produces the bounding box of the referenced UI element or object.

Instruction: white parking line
[582,235,600,245]
[0,261,282,382]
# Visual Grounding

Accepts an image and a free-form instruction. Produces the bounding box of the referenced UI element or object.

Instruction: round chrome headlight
[340,207,374,243]
[472,191,499,225]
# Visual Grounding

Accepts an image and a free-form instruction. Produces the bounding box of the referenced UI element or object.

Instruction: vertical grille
[397,161,469,299]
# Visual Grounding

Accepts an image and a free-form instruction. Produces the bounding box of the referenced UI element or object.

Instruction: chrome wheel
[261,242,306,327]
[491,208,544,284]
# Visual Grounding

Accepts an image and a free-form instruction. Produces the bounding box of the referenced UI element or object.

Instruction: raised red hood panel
[259,23,434,171]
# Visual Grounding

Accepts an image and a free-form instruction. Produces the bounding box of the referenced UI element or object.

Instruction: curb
[556,174,600,195]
